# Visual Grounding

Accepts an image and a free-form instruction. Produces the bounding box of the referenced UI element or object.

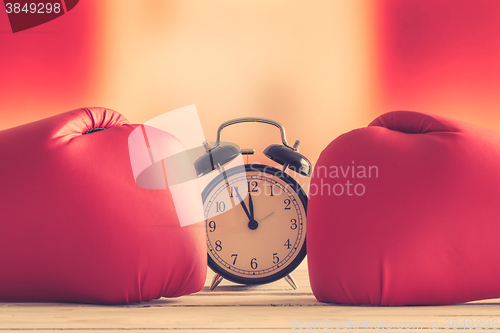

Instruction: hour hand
[248,192,254,220]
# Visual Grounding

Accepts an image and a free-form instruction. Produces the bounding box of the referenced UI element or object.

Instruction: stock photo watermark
[217,161,380,198]
[290,318,499,330]
[308,161,379,197]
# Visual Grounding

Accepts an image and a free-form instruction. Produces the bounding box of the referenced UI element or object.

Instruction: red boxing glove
[307,111,500,305]
[0,108,206,304]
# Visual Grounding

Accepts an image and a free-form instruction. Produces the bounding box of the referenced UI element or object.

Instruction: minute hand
[235,191,252,221]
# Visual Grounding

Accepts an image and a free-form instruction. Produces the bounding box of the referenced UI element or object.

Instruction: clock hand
[235,191,259,230]
[257,211,275,223]
[248,192,254,220]
[235,191,252,221]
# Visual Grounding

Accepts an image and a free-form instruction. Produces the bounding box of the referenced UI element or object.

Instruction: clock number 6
[251,258,258,269]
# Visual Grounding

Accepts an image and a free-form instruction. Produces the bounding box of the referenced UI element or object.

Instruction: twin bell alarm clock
[194,118,312,290]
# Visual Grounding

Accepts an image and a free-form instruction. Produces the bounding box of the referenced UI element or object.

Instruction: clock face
[202,164,307,285]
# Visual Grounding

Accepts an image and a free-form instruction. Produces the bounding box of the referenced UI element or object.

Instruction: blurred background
[1,0,499,175]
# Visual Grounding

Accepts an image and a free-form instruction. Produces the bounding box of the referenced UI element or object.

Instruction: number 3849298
[5,3,62,14]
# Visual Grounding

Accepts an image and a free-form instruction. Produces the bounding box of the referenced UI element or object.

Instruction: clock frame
[202,163,308,286]
[193,117,312,290]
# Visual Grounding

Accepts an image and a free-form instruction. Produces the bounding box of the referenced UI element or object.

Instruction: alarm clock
[194,118,312,290]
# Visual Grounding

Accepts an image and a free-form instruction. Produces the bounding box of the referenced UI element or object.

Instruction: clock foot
[209,274,224,290]
[284,273,297,290]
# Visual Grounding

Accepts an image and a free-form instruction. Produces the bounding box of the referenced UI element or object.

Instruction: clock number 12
[247,181,258,193]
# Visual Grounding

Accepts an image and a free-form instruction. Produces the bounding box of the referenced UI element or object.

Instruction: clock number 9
[284,199,291,210]
[215,240,222,251]
[208,220,216,232]
[250,258,258,269]
[290,218,297,230]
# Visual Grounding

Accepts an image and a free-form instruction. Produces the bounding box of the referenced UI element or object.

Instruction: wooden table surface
[1,259,500,332]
